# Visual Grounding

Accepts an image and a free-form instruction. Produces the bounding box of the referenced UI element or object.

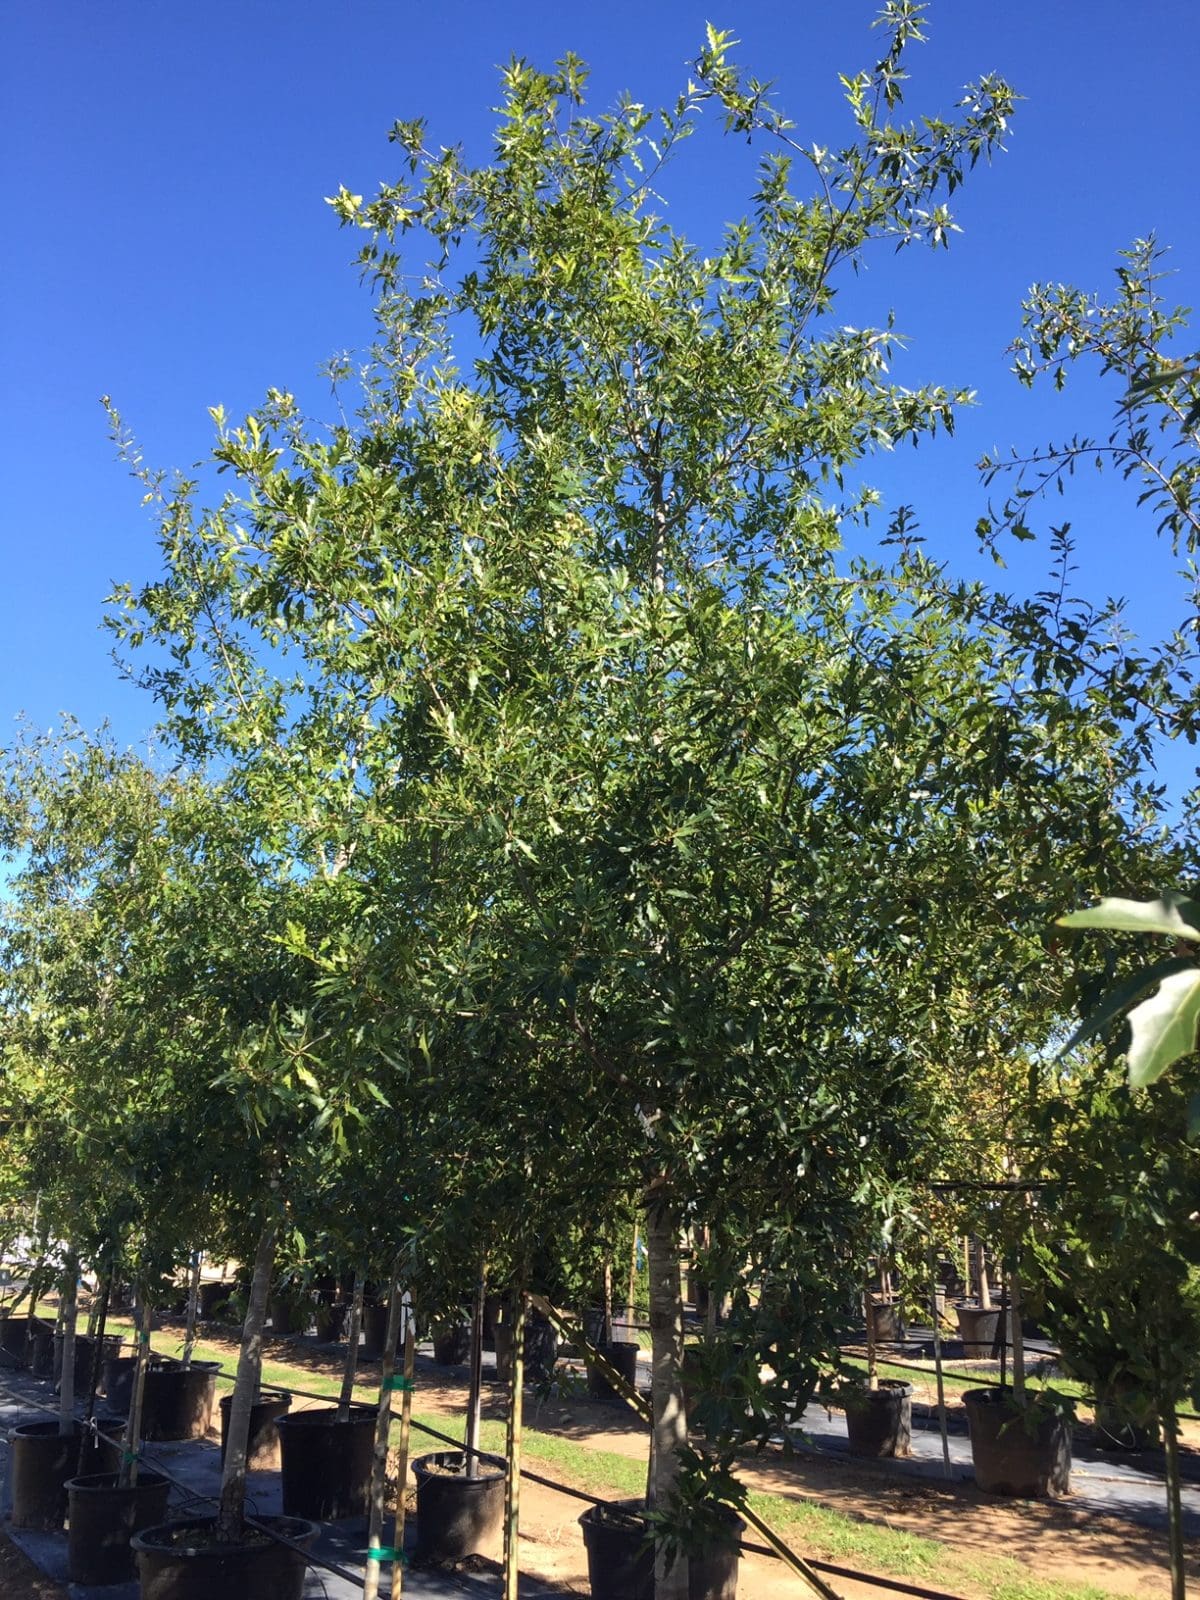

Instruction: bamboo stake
[502,1288,525,1600]
[337,1271,365,1421]
[929,1246,951,1478]
[389,1298,416,1596]
[364,1263,404,1600]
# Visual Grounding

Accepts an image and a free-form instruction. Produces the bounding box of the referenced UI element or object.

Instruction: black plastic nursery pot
[277,1403,375,1520]
[360,1299,397,1360]
[0,1313,28,1365]
[140,1360,220,1441]
[867,1298,902,1343]
[72,1332,124,1397]
[9,1419,119,1530]
[66,1469,171,1585]
[1093,1394,1160,1452]
[432,1323,471,1365]
[588,1339,641,1403]
[197,1280,232,1319]
[219,1391,292,1471]
[954,1305,1014,1359]
[132,1515,318,1600]
[578,1499,743,1600]
[962,1388,1071,1497]
[269,1296,310,1336]
[103,1352,169,1415]
[28,1322,55,1377]
[413,1450,506,1562]
[844,1379,913,1458]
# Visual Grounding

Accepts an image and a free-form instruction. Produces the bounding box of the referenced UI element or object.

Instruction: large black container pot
[269,1296,311,1336]
[278,1403,375,1520]
[313,1297,346,1344]
[526,1313,559,1382]
[360,1300,397,1360]
[140,1361,220,1441]
[0,1313,29,1365]
[1094,1393,1159,1452]
[132,1515,318,1600]
[66,1470,171,1585]
[29,1321,56,1377]
[197,1281,232,1320]
[9,1419,118,1530]
[963,1388,1071,1497]
[103,1352,171,1415]
[844,1380,913,1458]
[579,1499,743,1600]
[432,1323,471,1365]
[414,1450,506,1562]
[220,1391,292,1471]
[73,1332,124,1397]
[589,1340,641,1403]
[867,1299,902,1343]
[955,1305,1016,1360]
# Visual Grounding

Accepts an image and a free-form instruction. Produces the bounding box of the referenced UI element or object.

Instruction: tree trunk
[1009,1262,1025,1404]
[466,1265,485,1479]
[627,1225,639,1330]
[602,1257,613,1345]
[390,1302,416,1596]
[503,1288,525,1600]
[1163,1400,1185,1600]
[216,1210,277,1542]
[645,1188,688,1600]
[121,1292,153,1489]
[337,1271,365,1421]
[364,1264,404,1600]
[929,1247,951,1477]
[77,1270,110,1474]
[58,1253,78,1435]
[182,1251,202,1369]
[975,1239,993,1310]
[865,1271,878,1390]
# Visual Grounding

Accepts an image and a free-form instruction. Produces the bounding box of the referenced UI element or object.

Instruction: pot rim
[130,1513,318,1559]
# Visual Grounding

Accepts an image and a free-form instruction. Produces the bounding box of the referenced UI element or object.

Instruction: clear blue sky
[2,1,1197,788]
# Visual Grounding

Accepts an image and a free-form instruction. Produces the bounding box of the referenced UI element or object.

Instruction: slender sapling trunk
[466,1264,485,1480]
[121,1291,153,1489]
[216,1209,278,1542]
[58,1253,78,1436]
[503,1288,525,1600]
[364,1263,404,1600]
[182,1250,202,1370]
[337,1270,365,1421]
[929,1247,951,1478]
[645,1187,688,1600]
[390,1302,416,1596]
[1162,1399,1186,1600]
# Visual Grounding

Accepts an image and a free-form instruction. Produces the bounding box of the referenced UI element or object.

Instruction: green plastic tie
[384,1373,415,1391]
[121,1450,140,1464]
[365,1546,406,1564]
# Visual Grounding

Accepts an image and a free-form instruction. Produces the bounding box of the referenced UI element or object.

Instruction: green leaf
[1057,954,1196,1059]
[1057,893,1200,941]
[1126,967,1200,1088]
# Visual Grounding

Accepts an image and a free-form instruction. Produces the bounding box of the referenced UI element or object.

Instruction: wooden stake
[58,1253,78,1436]
[502,1288,525,1600]
[364,1263,403,1600]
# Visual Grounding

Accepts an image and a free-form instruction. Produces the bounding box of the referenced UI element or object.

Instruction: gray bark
[217,1212,277,1541]
[645,1191,688,1600]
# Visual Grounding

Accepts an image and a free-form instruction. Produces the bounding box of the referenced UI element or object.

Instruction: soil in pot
[132,1514,318,1600]
[579,1498,743,1600]
[219,1391,292,1471]
[140,1361,220,1441]
[589,1340,641,1403]
[963,1387,1071,1497]
[844,1379,913,1458]
[9,1420,116,1530]
[66,1469,171,1585]
[277,1403,375,1520]
[413,1450,506,1563]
